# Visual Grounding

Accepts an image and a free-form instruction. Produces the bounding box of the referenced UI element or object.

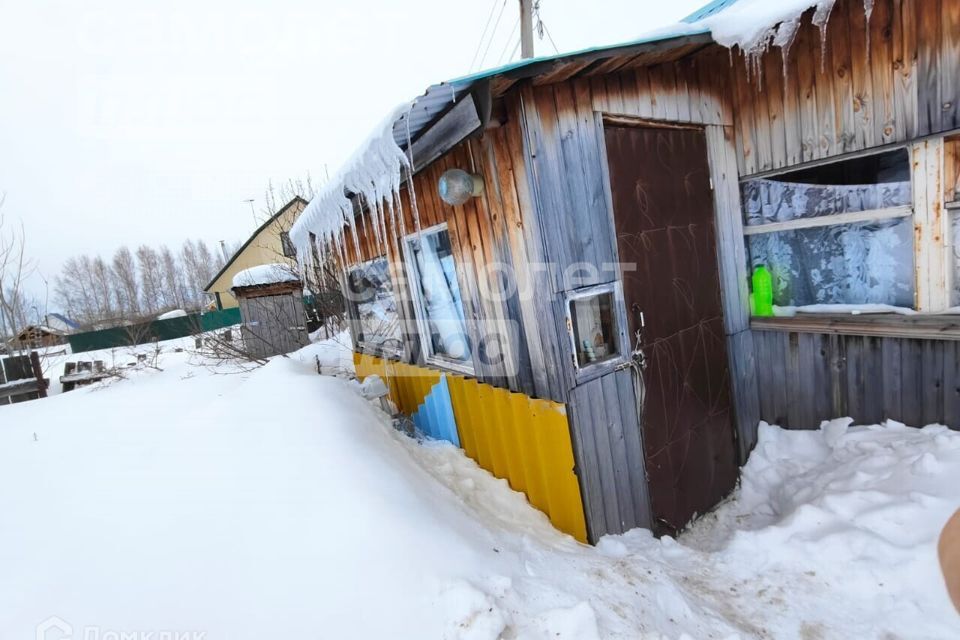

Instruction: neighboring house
[204,196,307,310]
[44,313,80,335]
[11,325,67,349]
[291,0,960,544]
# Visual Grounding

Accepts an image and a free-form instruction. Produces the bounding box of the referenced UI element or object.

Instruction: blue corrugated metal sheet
[412,375,460,446]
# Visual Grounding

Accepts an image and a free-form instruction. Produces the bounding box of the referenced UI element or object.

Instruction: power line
[469,0,501,72]
[541,20,560,55]
[507,38,522,64]
[476,0,509,71]
[496,18,521,66]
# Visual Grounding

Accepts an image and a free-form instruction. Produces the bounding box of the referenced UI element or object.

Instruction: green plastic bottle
[752,265,774,317]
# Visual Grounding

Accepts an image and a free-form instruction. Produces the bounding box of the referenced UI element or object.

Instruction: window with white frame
[567,284,622,370]
[741,148,915,309]
[404,225,472,369]
[346,257,402,353]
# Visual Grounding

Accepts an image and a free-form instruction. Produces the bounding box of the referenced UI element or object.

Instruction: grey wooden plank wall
[567,368,653,543]
[239,293,310,360]
[732,0,960,176]
[753,329,960,429]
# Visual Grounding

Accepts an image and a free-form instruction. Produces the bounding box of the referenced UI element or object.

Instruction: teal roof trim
[682,0,742,23]
[445,26,712,88]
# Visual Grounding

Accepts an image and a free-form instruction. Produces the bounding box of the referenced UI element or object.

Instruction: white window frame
[565,281,629,382]
[739,143,958,313]
[402,223,475,375]
[345,256,404,358]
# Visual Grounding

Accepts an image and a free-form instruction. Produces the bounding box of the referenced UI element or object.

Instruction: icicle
[404,108,422,236]
[358,192,374,251]
[812,0,837,74]
[395,188,409,243]
[374,198,389,258]
[773,16,801,79]
[290,102,411,262]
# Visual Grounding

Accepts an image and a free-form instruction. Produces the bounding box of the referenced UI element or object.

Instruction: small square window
[569,290,620,369]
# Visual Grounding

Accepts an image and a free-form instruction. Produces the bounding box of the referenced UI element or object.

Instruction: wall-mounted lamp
[438,168,484,206]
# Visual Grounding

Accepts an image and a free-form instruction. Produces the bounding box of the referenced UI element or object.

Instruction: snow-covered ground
[1,334,958,639]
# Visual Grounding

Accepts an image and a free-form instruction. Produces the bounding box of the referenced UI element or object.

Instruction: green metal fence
[67,308,242,354]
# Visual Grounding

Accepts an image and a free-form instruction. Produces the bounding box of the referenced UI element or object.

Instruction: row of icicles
[737,0,876,84]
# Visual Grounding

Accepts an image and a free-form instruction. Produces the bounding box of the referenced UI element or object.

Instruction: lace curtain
[742,179,914,307]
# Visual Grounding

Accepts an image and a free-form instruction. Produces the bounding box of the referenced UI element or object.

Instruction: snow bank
[3,339,959,638]
[231,263,299,289]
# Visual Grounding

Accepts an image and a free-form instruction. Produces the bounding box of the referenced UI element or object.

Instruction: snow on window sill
[772,304,918,317]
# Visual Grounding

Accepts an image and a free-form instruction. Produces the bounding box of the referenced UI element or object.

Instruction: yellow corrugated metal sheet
[355,353,440,414]
[354,352,588,542]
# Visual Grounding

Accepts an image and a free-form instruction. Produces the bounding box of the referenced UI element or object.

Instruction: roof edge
[204,195,308,293]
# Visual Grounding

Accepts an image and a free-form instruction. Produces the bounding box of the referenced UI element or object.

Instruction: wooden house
[11,325,67,350]
[205,196,307,310]
[291,0,960,543]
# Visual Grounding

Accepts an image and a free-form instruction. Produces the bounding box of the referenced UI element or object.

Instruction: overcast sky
[0,0,704,302]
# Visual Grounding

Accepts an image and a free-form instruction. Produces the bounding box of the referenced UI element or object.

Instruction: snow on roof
[232,263,300,289]
[289,0,842,256]
[156,309,188,321]
[684,0,839,63]
[18,325,61,336]
[289,104,411,260]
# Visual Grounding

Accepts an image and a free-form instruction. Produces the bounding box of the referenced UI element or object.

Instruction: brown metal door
[604,124,738,535]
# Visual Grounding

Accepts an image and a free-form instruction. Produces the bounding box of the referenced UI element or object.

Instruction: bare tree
[179,239,219,309]
[0,198,36,339]
[137,245,164,315]
[159,245,186,311]
[258,177,344,337]
[111,245,141,319]
[261,175,317,221]
[90,256,115,321]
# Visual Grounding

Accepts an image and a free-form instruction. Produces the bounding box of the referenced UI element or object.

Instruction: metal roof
[682,0,742,23]
[390,23,715,150]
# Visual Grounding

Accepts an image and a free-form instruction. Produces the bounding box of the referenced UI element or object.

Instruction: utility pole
[519,0,534,59]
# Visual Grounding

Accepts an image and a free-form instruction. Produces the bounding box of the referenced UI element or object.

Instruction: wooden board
[753,328,960,429]
[567,368,653,542]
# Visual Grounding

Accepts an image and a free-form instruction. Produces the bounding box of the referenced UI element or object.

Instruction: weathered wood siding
[753,329,960,429]
[343,117,570,401]
[516,55,752,539]
[732,0,960,176]
[238,292,310,359]
[568,369,653,541]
